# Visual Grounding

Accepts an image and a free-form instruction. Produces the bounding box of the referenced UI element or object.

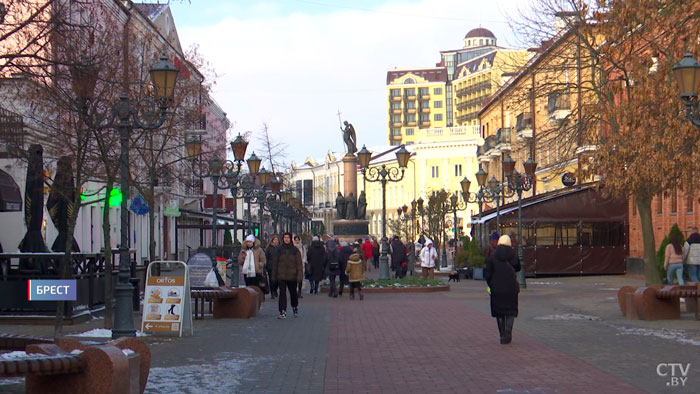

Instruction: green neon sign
[108,188,122,207]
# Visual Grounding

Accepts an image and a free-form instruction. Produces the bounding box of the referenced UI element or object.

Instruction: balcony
[405,121,417,127]
[405,108,417,114]
[420,107,430,114]
[419,120,431,128]
[390,133,403,142]
[496,127,512,152]
[391,108,402,115]
[476,134,499,160]
[391,95,402,102]
[548,92,571,121]
[404,93,417,100]
[391,121,402,128]
[420,93,430,100]
[516,112,533,139]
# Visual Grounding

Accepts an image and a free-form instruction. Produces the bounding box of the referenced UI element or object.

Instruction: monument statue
[357,191,367,219]
[341,120,357,155]
[335,191,346,219]
[345,192,357,220]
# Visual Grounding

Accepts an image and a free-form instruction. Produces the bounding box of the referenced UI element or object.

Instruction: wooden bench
[0,337,150,394]
[190,286,260,319]
[618,283,700,320]
[0,334,53,351]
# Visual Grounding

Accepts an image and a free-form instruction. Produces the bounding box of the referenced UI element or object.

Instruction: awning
[471,185,627,224]
[0,169,22,212]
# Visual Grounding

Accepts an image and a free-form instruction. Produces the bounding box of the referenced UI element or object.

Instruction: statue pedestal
[332,219,369,243]
[342,154,358,197]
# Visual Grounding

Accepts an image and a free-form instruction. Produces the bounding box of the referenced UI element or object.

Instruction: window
[420,114,429,122]
[406,114,416,122]
[405,128,414,135]
[656,193,663,214]
[454,164,462,177]
[434,87,443,94]
[431,166,439,178]
[419,87,429,96]
[687,192,694,214]
[420,101,430,108]
[391,89,400,97]
[406,101,416,109]
[404,78,415,84]
[671,188,678,214]
[434,101,443,108]
[434,114,443,121]
[391,129,401,136]
[479,39,483,45]
[405,88,415,97]
[391,115,401,123]
[391,102,401,110]
[631,197,637,216]
[303,179,313,206]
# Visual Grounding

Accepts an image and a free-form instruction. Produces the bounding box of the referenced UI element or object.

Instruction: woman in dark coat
[265,235,281,299]
[389,237,407,278]
[306,237,327,294]
[485,234,521,344]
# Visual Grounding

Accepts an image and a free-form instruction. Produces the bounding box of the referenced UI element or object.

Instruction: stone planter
[472,267,484,280]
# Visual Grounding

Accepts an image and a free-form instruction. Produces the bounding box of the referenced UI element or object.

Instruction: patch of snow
[70,349,83,355]
[69,328,148,338]
[593,282,607,286]
[529,281,563,285]
[598,288,620,291]
[611,326,700,346]
[0,351,50,360]
[122,349,135,356]
[606,297,617,300]
[534,313,600,321]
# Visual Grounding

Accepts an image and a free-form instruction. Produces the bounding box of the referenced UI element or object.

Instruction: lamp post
[417,197,424,236]
[449,191,468,269]
[672,52,700,127]
[502,156,537,289]
[462,166,494,249]
[72,55,179,338]
[357,145,411,280]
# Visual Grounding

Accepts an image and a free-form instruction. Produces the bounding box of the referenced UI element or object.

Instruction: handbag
[258,273,270,294]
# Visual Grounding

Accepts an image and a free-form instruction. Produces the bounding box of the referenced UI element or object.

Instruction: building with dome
[386,27,530,145]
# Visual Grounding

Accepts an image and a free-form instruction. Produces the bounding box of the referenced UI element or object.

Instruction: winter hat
[491,231,500,241]
[245,234,255,242]
[349,253,361,262]
[497,234,512,246]
[425,239,433,246]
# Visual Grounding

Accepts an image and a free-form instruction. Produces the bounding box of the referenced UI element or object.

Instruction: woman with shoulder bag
[484,234,521,345]
[238,234,267,294]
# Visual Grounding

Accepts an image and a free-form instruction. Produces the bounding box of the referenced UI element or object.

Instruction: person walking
[306,236,327,294]
[683,227,700,282]
[485,232,499,260]
[338,241,354,297]
[665,232,685,285]
[293,235,307,298]
[485,234,521,344]
[325,238,341,297]
[238,234,266,288]
[419,239,438,279]
[362,238,373,272]
[345,252,365,300]
[265,235,280,299]
[272,232,303,319]
[390,236,408,279]
[372,238,380,269]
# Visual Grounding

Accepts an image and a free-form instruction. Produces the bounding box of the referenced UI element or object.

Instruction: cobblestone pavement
[1,275,699,393]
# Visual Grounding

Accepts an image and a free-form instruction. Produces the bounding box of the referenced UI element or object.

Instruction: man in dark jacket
[337,241,355,297]
[265,235,280,298]
[306,236,327,294]
[325,238,341,297]
[272,232,303,319]
[390,237,408,278]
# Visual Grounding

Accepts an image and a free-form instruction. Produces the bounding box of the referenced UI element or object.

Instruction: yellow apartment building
[386,27,530,145]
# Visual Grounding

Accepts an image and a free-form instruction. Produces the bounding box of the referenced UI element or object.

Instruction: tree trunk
[103,179,114,329]
[148,186,156,262]
[636,195,661,285]
[54,210,79,337]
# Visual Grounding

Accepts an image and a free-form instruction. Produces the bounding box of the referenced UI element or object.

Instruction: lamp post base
[112,280,136,338]
[379,252,390,280]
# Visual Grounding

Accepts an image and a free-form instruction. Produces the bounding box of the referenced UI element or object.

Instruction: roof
[465,27,495,39]
[133,3,167,20]
[386,67,447,84]
[455,51,496,76]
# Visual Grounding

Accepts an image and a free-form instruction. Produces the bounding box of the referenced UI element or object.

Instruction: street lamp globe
[230,133,249,161]
[460,177,471,195]
[357,145,372,168]
[208,156,223,176]
[395,145,411,168]
[246,152,262,175]
[185,133,202,159]
[524,157,537,177]
[450,193,458,207]
[475,166,488,187]
[258,167,271,186]
[270,176,282,193]
[672,52,700,100]
[149,54,179,102]
[417,197,424,211]
[70,61,98,101]
[502,156,516,177]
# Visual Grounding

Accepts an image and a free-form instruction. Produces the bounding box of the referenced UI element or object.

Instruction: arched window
[479,39,483,45]
[467,40,471,46]
[404,77,415,84]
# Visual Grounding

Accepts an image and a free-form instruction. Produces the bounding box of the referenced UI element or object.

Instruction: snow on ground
[69,328,148,337]
[612,326,700,346]
[534,313,601,321]
[529,281,563,285]
[0,351,50,360]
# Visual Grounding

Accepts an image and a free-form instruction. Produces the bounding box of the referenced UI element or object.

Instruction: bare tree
[256,122,288,173]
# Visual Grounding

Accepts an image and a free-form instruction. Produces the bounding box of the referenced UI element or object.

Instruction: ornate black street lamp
[672,52,700,127]
[73,54,178,338]
[448,191,468,268]
[502,156,536,289]
[357,144,411,280]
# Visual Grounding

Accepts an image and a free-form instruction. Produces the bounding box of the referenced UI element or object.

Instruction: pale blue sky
[166,0,526,166]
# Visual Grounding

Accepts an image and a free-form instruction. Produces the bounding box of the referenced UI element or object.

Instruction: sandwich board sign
[141,261,193,337]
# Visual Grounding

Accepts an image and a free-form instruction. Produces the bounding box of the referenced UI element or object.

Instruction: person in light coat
[682,227,700,282]
[419,239,438,279]
[238,234,266,288]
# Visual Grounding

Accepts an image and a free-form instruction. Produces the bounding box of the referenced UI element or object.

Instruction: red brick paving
[325,293,644,394]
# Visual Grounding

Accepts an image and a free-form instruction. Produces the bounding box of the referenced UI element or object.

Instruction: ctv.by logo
[657,363,690,387]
